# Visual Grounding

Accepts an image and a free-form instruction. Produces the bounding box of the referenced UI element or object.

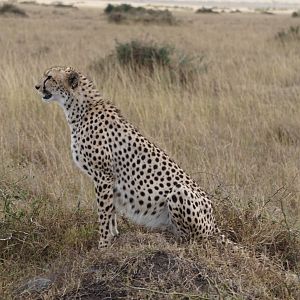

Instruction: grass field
[0,3,300,299]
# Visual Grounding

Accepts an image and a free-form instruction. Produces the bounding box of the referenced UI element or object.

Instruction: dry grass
[0,4,300,299]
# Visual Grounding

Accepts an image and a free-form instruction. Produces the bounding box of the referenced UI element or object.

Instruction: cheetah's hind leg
[165,187,192,239]
[166,186,216,240]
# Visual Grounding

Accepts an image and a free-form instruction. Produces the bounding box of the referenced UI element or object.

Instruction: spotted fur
[35,66,219,248]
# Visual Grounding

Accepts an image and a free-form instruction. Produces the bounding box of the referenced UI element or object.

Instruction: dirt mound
[63,249,209,299]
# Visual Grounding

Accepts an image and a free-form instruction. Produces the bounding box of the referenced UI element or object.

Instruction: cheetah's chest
[70,134,97,176]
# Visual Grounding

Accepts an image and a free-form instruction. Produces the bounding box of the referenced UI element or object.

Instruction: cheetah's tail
[213,226,268,262]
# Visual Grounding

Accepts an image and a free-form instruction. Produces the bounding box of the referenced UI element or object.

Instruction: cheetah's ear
[67,71,79,89]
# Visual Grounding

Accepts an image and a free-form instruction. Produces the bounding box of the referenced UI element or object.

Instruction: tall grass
[0,4,300,298]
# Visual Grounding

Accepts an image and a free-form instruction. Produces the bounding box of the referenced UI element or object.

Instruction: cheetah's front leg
[95,175,117,248]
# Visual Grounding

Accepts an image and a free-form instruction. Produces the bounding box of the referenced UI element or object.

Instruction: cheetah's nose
[35,84,40,90]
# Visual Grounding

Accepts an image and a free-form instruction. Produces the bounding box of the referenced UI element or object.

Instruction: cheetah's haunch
[35,66,219,248]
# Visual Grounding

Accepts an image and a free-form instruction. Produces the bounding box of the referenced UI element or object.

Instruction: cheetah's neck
[61,76,104,125]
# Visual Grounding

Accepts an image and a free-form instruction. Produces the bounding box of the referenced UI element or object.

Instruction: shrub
[107,12,127,24]
[104,4,177,25]
[20,1,38,5]
[104,3,133,14]
[291,10,300,18]
[196,7,218,14]
[261,10,274,15]
[275,26,300,42]
[104,3,114,14]
[115,40,172,70]
[0,3,27,17]
[51,2,77,9]
[230,9,241,13]
[91,40,207,87]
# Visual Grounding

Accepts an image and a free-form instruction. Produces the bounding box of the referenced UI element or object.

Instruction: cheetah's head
[35,66,80,104]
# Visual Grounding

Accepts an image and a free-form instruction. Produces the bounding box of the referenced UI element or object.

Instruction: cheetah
[35,66,220,248]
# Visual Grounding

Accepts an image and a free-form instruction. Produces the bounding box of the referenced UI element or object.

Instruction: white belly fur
[113,184,171,229]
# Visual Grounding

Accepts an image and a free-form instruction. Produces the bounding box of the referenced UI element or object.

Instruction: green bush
[0,3,27,16]
[261,10,274,15]
[291,10,300,18]
[20,1,38,4]
[196,7,218,14]
[91,40,207,87]
[107,12,127,24]
[51,2,77,9]
[104,3,133,14]
[104,3,114,14]
[104,3,177,25]
[115,40,171,70]
[230,9,241,13]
